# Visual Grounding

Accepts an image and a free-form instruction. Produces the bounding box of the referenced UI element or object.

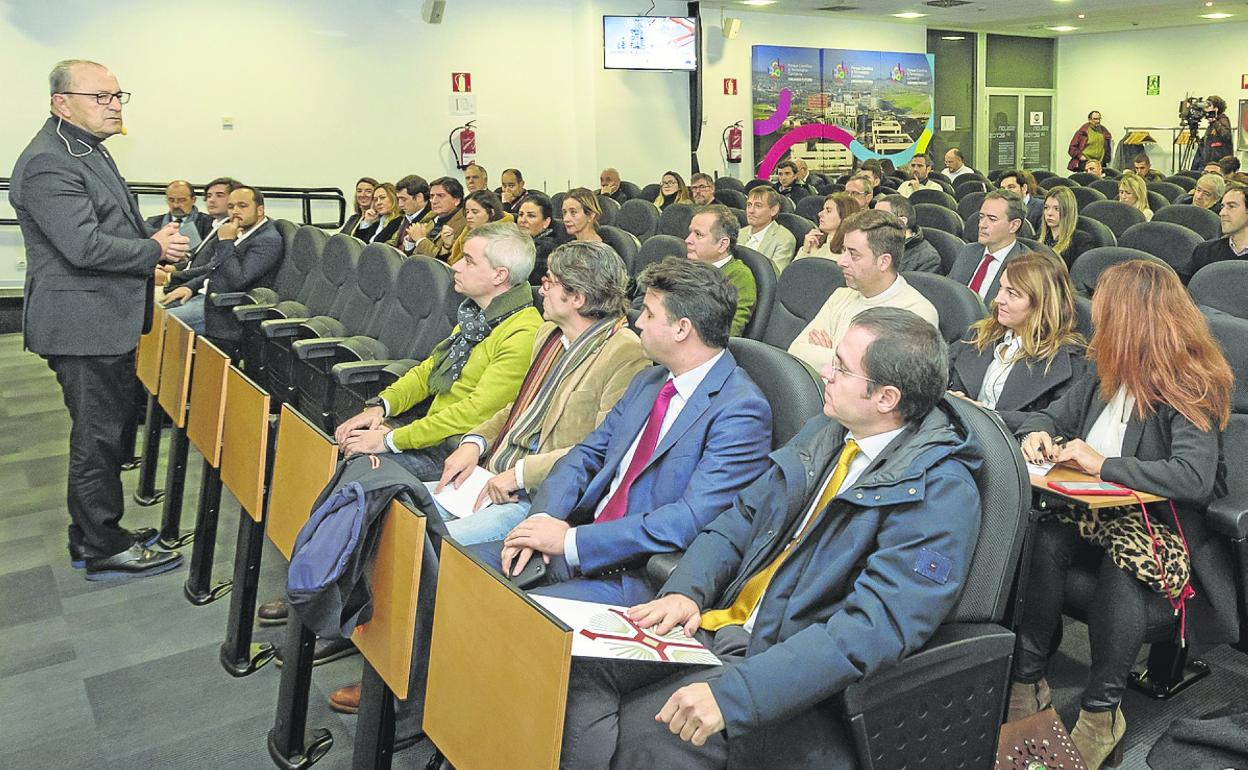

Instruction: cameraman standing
[1194,95,1234,170]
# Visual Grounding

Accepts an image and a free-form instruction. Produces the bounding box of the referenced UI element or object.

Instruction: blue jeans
[166,294,205,333]
[438,496,533,546]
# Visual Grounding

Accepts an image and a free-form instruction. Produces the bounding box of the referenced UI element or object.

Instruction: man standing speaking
[10,60,188,580]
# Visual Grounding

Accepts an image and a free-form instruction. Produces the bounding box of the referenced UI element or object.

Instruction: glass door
[984,90,1055,172]
[1022,96,1053,170]
[987,94,1019,172]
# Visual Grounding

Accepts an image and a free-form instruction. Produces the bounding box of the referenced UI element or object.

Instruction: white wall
[1055,21,1248,175]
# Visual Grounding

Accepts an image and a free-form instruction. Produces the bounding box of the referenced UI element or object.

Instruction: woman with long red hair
[1011,260,1234,769]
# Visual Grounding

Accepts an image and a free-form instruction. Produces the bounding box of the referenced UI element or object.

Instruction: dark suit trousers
[45,352,141,557]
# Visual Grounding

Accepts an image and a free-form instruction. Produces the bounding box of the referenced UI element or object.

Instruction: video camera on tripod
[1179,95,1213,132]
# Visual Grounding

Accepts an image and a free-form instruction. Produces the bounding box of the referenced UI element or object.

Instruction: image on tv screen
[604,16,697,71]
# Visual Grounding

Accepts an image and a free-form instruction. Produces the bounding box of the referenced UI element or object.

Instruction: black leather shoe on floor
[70,528,160,569]
[274,636,359,667]
[84,544,183,581]
[257,599,289,626]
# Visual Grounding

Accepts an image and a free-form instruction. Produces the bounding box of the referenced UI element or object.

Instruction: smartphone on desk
[1047,480,1133,496]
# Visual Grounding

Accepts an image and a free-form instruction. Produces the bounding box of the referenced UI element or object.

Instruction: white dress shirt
[977,332,1022,410]
[200,216,268,296]
[970,241,1016,300]
[1085,384,1135,459]
[743,220,776,252]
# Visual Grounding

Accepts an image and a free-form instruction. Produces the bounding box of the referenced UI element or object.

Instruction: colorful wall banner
[751,46,935,178]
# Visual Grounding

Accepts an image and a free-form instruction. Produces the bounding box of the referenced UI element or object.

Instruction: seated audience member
[775,160,814,201]
[1039,187,1094,268]
[335,222,543,477]
[737,185,797,274]
[159,186,281,346]
[1218,156,1241,175]
[1013,259,1234,769]
[874,194,942,273]
[796,192,859,260]
[897,153,944,197]
[793,158,817,188]
[351,182,404,245]
[1229,172,1248,188]
[1116,172,1153,221]
[479,257,773,604]
[342,176,379,236]
[655,170,693,210]
[688,172,720,207]
[391,174,431,254]
[941,147,976,182]
[563,187,605,243]
[158,176,238,290]
[500,168,527,217]
[407,177,467,261]
[949,190,1029,301]
[1187,173,1226,212]
[446,189,512,266]
[464,163,488,194]
[788,210,939,372]
[1083,159,1105,179]
[1191,184,1248,273]
[997,169,1044,231]
[557,306,982,770]
[598,167,629,204]
[516,192,564,287]
[1203,161,1224,178]
[686,204,756,336]
[1131,153,1165,183]
[844,173,874,210]
[949,253,1086,431]
[859,159,885,190]
[146,180,215,252]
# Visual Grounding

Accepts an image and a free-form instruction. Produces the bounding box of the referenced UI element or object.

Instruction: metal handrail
[0,178,346,229]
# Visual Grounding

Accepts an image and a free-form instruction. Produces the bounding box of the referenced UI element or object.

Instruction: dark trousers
[1014,518,1175,712]
[45,352,141,558]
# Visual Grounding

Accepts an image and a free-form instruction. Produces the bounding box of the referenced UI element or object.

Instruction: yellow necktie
[702,439,860,631]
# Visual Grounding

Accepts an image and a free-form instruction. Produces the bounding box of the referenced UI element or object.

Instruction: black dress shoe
[85,544,183,581]
[257,599,289,626]
[70,528,160,569]
[274,636,359,667]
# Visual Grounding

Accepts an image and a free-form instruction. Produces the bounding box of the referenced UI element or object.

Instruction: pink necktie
[968,252,995,294]
[595,380,679,523]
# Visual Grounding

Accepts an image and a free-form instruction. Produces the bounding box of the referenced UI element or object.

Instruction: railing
[0,179,346,230]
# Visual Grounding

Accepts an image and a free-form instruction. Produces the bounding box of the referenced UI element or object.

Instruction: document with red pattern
[533,596,721,665]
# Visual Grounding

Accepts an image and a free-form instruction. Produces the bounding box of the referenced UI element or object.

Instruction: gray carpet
[3,329,1247,769]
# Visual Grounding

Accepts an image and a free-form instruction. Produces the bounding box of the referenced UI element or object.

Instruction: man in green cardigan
[336,221,544,479]
[685,204,756,337]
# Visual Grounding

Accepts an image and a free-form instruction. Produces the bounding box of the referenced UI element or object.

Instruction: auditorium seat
[1189,262,1248,320]
[786,185,812,203]
[760,258,844,350]
[655,203,695,238]
[1082,200,1147,239]
[732,244,779,342]
[956,190,988,221]
[640,183,660,201]
[795,195,824,221]
[1042,176,1078,188]
[1070,186,1106,209]
[1147,190,1170,213]
[921,226,965,276]
[1118,221,1203,283]
[1103,167,1120,179]
[631,235,686,287]
[1075,215,1117,249]
[732,209,748,229]
[617,181,643,201]
[744,179,771,194]
[1163,175,1196,192]
[232,224,328,371]
[716,189,748,210]
[1032,170,1058,184]
[903,271,987,344]
[777,195,796,214]
[714,176,746,193]
[1148,181,1187,203]
[914,203,964,240]
[774,213,815,249]
[909,188,958,211]
[1016,238,1059,261]
[954,179,989,200]
[1178,170,1203,180]
[1074,295,1094,338]
[1089,178,1121,199]
[596,195,621,227]
[614,199,660,242]
[550,192,567,220]
[1069,172,1097,186]
[1152,204,1221,240]
[597,225,640,276]
[1069,246,1169,296]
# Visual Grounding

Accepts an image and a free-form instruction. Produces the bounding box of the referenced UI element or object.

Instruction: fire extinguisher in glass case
[450,120,477,169]
[723,122,743,164]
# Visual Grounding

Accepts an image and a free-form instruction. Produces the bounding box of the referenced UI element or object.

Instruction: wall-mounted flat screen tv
[603,16,698,71]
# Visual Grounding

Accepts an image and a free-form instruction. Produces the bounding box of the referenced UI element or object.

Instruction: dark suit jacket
[1017,368,1236,646]
[166,224,225,288]
[188,219,283,340]
[949,338,1086,431]
[11,117,160,356]
[1025,196,1044,233]
[530,352,773,575]
[145,207,215,241]
[947,240,1028,302]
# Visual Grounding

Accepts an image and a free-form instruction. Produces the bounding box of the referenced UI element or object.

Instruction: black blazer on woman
[351,215,403,246]
[1016,367,1235,646]
[949,338,1085,432]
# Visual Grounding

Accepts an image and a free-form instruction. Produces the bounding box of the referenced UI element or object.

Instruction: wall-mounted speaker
[422,0,446,24]
[722,18,741,39]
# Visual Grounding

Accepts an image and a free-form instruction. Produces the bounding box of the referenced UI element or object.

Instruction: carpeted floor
[2,330,1246,769]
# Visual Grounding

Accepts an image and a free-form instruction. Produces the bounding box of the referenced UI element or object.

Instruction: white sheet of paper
[1027,460,1055,476]
[424,466,495,519]
[534,596,721,666]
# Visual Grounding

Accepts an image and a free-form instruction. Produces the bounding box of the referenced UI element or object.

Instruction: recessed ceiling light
[740,0,777,6]
[892,11,928,18]
[1200,11,1233,18]
[940,35,967,40]
[1077,13,1086,19]
[1047,25,1079,31]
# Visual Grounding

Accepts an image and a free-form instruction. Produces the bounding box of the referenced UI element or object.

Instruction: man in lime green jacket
[336,222,543,478]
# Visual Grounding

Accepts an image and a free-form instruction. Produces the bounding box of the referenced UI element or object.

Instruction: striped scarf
[486,316,623,473]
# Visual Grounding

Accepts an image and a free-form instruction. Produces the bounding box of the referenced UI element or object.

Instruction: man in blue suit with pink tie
[478,257,774,605]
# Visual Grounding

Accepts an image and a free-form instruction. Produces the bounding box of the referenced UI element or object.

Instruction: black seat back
[732,245,779,342]
[726,337,824,447]
[775,213,815,248]
[598,226,640,276]
[596,194,621,227]
[1089,179,1120,199]
[795,195,824,221]
[1075,215,1116,249]
[914,203,964,239]
[656,203,695,238]
[903,271,987,344]
[298,234,362,316]
[1081,200,1146,240]
[956,190,987,221]
[1190,262,1248,320]
[377,255,457,361]
[632,235,686,287]
[717,189,748,210]
[1069,246,1169,296]
[1148,181,1187,203]
[1119,221,1203,283]
[1071,186,1106,209]
[715,176,746,193]
[1152,204,1222,240]
[761,258,844,349]
[921,227,965,276]
[615,199,660,242]
[275,225,329,300]
[909,188,957,210]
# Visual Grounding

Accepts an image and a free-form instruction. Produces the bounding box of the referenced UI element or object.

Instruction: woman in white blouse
[1011,259,1235,769]
[948,252,1085,431]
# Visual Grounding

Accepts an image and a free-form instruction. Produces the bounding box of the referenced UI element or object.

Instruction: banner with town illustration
[751,46,935,178]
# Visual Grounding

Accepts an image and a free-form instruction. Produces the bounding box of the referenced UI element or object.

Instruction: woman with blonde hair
[353,182,404,244]
[1040,186,1094,268]
[1116,171,1153,221]
[562,187,604,242]
[949,252,1086,430]
[796,192,860,260]
[653,171,692,210]
[1013,260,1234,768]
[444,190,513,265]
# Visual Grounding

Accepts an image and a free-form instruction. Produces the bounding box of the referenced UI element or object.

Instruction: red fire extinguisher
[450,121,477,169]
[723,122,743,164]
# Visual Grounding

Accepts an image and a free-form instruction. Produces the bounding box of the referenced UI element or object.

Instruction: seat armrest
[207,291,250,308]
[233,303,280,323]
[336,336,391,363]
[332,358,420,386]
[646,553,683,592]
[260,317,312,339]
[292,337,349,361]
[1207,498,1248,539]
[246,287,280,305]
